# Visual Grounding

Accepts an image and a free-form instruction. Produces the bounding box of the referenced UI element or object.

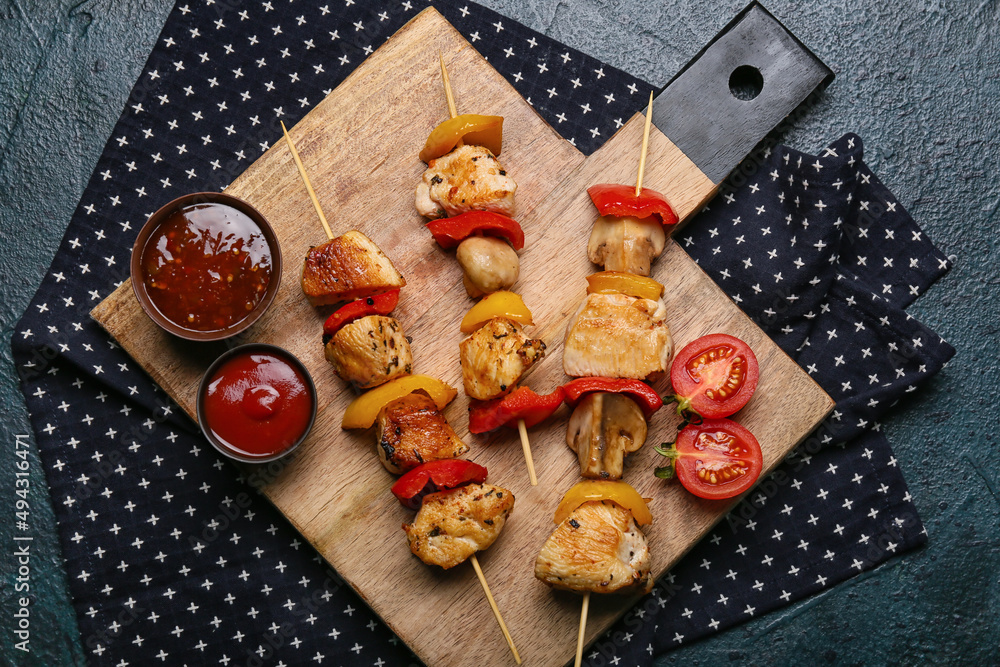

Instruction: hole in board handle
[729,65,764,101]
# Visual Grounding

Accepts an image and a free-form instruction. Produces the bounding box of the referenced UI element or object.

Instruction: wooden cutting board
[92,8,833,666]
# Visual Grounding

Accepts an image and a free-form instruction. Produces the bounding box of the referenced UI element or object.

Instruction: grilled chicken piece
[375,390,469,474]
[456,236,520,298]
[534,500,652,593]
[301,231,406,306]
[403,483,515,569]
[563,292,672,379]
[459,318,545,400]
[414,145,517,219]
[567,392,647,480]
[588,215,666,277]
[324,315,412,389]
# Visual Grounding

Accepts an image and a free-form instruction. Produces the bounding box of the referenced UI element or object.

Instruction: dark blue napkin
[604,133,953,663]
[10,1,952,665]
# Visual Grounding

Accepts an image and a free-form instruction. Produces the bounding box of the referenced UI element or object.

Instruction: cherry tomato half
[669,333,759,420]
[655,418,763,500]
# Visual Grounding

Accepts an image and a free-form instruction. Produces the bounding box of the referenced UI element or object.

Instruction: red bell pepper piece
[468,386,566,434]
[390,459,488,510]
[587,183,679,227]
[425,211,525,251]
[322,289,400,338]
[562,377,663,419]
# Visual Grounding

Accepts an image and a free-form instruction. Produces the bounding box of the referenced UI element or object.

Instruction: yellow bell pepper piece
[419,114,504,163]
[460,290,534,334]
[553,480,653,526]
[586,271,664,301]
[341,374,458,429]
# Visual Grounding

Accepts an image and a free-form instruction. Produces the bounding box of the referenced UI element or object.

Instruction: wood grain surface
[92,8,833,666]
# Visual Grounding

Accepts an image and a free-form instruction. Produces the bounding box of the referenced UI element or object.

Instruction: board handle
[651,1,834,184]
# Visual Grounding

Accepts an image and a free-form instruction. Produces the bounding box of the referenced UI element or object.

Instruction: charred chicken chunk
[456,236,520,298]
[403,483,515,569]
[375,390,469,474]
[324,315,412,389]
[415,145,517,219]
[301,231,406,307]
[566,392,647,480]
[588,215,666,277]
[563,292,672,380]
[459,317,545,400]
[534,499,652,594]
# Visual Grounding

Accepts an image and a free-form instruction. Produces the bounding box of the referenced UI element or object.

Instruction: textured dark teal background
[1,1,997,665]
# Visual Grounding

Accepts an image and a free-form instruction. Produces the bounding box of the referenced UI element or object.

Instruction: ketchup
[202,350,314,460]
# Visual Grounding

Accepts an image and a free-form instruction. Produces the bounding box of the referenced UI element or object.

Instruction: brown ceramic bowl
[197,344,317,464]
[130,192,282,341]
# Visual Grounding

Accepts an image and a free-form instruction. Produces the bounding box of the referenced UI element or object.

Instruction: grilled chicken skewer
[387,57,523,664]
[585,92,676,277]
[352,373,521,662]
[564,98,674,382]
[403,481,520,662]
[394,459,521,664]
[282,123,415,390]
[282,121,407,307]
[416,56,521,298]
[427,59,550,487]
[563,95,674,382]
[461,292,562,486]
[555,95,665,667]
[534,481,654,667]
[397,458,521,664]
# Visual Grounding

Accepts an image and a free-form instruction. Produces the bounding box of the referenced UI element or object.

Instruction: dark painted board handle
[652,2,834,184]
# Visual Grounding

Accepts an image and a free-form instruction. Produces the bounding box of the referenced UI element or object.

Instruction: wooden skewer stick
[440,54,537,485]
[280,120,334,241]
[634,91,655,197]
[439,54,465,148]
[470,554,522,664]
[440,53,459,120]
[575,591,591,667]
[572,91,651,667]
[517,419,539,486]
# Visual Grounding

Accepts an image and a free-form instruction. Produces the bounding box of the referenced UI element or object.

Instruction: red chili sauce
[203,351,313,459]
[141,202,272,332]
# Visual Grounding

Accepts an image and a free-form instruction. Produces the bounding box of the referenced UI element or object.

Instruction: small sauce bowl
[197,344,317,463]
[131,192,282,341]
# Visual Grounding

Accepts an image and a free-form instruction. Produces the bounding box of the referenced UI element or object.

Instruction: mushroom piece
[456,235,520,298]
[566,392,647,480]
[587,215,666,277]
